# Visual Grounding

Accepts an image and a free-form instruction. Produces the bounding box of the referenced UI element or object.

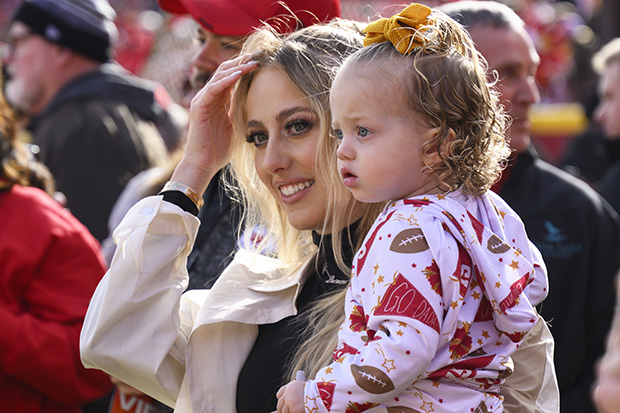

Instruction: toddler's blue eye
[358,127,369,137]
[334,129,343,140]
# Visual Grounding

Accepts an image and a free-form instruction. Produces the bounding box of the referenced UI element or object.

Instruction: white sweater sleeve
[80,196,201,407]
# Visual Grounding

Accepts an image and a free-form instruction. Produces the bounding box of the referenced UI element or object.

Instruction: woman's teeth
[280,180,314,196]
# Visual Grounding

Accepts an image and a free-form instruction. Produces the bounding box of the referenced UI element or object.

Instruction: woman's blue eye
[245,132,268,147]
[358,127,369,137]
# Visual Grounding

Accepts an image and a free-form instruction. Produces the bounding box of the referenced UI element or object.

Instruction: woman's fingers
[191,59,258,108]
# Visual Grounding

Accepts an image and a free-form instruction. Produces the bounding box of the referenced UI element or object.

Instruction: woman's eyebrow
[276,107,315,123]
[247,119,263,128]
[247,107,316,128]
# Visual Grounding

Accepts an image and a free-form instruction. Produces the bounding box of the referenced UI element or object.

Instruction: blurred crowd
[2,1,620,413]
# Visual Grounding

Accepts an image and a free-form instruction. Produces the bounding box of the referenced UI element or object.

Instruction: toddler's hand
[276,376,306,413]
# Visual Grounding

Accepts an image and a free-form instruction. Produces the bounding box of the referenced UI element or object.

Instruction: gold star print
[495,341,503,346]
[509,260,519,271]
[398,321,408,327]
[462,322,471,331]
[478,338,483,346]
[436,193,446,200]
[450,301,458,309]
[472,291,480,300]
[498,210,506,219]
[374,263,380,274]
[431,381,440,388]
[397,330,404,337]
[482,330,490,339]
[382,358,396,372]
[377,275,384,283]
[495,281,501,288]
[421,400,435,413]
[325,367,333,374]
[406,215,418,225]
[305,395,321,413]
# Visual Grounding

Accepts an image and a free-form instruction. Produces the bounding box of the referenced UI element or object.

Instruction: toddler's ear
[423,127,455,166]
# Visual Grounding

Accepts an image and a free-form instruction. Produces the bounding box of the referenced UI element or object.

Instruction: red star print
[361,288,366,292]
[406,350,411,355]
[348,391,352,395]
[394,397,400,402]
[439,399,444,403]
[499,258,503,263]
[388,233,392,238]
[379,236,382,241]
[512,239,515,243]
[411,263,417,268]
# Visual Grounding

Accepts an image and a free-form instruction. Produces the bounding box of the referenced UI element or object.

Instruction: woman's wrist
[170,158,218,196]
[160,181,204,210]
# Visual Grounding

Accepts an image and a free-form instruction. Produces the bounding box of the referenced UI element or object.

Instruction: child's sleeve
[304,215,454,412]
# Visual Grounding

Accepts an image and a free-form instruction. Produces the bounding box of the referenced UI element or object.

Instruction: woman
[80,20,380,413]
[80,18,555,413]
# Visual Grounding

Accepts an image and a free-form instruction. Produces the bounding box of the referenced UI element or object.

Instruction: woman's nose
[262,138,292,174]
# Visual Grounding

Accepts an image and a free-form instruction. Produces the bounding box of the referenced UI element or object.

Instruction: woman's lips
[277,179,314,203]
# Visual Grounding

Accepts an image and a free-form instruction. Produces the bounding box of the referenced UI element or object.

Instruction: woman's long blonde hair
[229,20,380,268]
[227,20,384,380]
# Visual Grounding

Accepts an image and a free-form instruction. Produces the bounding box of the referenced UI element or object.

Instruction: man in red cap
[159,0,341,91]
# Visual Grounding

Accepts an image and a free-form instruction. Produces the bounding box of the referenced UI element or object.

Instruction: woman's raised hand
[171,54,259,194]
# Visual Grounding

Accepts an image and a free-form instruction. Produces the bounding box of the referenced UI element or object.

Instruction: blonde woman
[80,20,381,413]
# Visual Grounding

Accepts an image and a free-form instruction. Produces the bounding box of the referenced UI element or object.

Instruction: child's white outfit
[303,190,548,412]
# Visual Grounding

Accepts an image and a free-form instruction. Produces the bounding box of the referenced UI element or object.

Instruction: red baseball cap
[158,0,341,36]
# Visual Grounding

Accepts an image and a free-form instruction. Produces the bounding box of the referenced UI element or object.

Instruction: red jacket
[0,185,113,412]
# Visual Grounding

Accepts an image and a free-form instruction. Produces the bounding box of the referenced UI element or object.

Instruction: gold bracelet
[161,181,204,210]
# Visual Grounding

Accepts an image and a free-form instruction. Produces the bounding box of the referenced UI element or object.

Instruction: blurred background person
[0,62,113,413]
[442,2,620,412]
[3,0,171,242]
[590,37,620,214]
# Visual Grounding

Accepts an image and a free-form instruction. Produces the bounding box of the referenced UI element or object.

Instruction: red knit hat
[158,0,341,36]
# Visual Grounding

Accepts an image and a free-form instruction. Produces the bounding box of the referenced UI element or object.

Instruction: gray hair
[438,1,524,32]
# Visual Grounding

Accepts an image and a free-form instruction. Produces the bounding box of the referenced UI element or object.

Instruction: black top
[498,148,620,413]
[235,225,357,413]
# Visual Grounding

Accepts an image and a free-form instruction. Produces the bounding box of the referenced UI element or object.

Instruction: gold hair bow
[363,3,433,55]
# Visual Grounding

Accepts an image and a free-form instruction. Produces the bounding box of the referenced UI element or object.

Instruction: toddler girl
[277,4,548,412]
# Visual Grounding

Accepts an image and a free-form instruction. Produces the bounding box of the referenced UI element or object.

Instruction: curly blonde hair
[342,9,510,196]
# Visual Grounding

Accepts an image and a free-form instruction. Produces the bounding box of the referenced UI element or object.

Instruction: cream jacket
[80,196,558,412]
[80,196,308,412]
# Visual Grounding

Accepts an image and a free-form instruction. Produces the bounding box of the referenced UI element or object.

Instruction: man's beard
[4,76,34,116]
[189,69,213,91]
